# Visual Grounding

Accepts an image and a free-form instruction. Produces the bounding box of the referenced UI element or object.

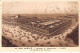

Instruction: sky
[2,1,78,14]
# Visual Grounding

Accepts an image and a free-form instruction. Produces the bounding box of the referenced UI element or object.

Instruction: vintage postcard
[0,0,80,52]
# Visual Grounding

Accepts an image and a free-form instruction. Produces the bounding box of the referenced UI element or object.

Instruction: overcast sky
[2,1,78,14]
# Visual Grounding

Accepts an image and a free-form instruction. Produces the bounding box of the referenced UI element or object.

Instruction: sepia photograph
[2,1,79,47]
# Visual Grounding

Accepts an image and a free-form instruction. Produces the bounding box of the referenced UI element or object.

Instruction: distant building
[15,15,21,18]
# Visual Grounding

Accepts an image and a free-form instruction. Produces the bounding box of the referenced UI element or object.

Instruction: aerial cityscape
[2,1,79,47]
